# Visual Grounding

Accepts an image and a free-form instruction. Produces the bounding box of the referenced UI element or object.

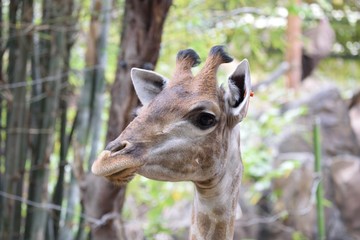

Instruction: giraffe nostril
[105,140,130,153]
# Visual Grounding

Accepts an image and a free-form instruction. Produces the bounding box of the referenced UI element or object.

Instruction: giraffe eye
[193,112,217,130]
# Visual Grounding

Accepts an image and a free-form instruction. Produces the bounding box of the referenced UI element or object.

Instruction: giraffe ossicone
[92,45,251,239]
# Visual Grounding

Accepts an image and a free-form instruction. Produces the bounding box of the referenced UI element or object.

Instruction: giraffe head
[92,46,251,185]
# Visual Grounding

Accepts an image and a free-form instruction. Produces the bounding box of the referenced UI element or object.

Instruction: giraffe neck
[189,127,242,240]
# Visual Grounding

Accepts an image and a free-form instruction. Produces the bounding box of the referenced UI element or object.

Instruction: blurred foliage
[157,0,359,77]
[241,95,308,204]
[124,176,193,238]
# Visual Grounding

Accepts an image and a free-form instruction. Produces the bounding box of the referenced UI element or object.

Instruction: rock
[264,87,359,239]
[349,98,360,149]
[268,153,353,240]
[331,155,360,240]
[280,87,360,157]
[272,154,316,239]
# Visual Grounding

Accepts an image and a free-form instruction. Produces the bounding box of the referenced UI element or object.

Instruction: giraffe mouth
[105,167,139,186]
[91,150,144,183]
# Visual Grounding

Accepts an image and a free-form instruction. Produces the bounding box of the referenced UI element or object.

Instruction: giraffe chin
[105,167,139,186]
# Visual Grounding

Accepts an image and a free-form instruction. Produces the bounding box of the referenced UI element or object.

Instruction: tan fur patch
[212,206,225,216]
[213,221,227,240]
[197,212,211,237]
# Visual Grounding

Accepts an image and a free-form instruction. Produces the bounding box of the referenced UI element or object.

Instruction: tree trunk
[285,0,302,89]
[82,0,172,239]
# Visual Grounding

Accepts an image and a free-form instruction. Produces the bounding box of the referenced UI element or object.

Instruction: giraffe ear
[131,68,168,105]
[225,59,251,121]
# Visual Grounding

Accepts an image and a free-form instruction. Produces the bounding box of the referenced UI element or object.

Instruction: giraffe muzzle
[91,140,144,181]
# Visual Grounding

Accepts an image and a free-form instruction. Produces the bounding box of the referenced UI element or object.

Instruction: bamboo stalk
[88,0,110,167]
[72,0,111,238]
[0,0,3,236]
[50,1,76,237]
[0,0,2,84]
[25,0,66,238]
[314,117,325,240]
[2,1,33,239]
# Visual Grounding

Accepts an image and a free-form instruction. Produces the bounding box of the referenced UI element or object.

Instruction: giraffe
[92,45,252,240]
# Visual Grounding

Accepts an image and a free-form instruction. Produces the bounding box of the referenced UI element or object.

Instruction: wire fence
[0,64,102,90]
[0,190,118,229]
[0,172,323,232]
[0,6,122,43]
